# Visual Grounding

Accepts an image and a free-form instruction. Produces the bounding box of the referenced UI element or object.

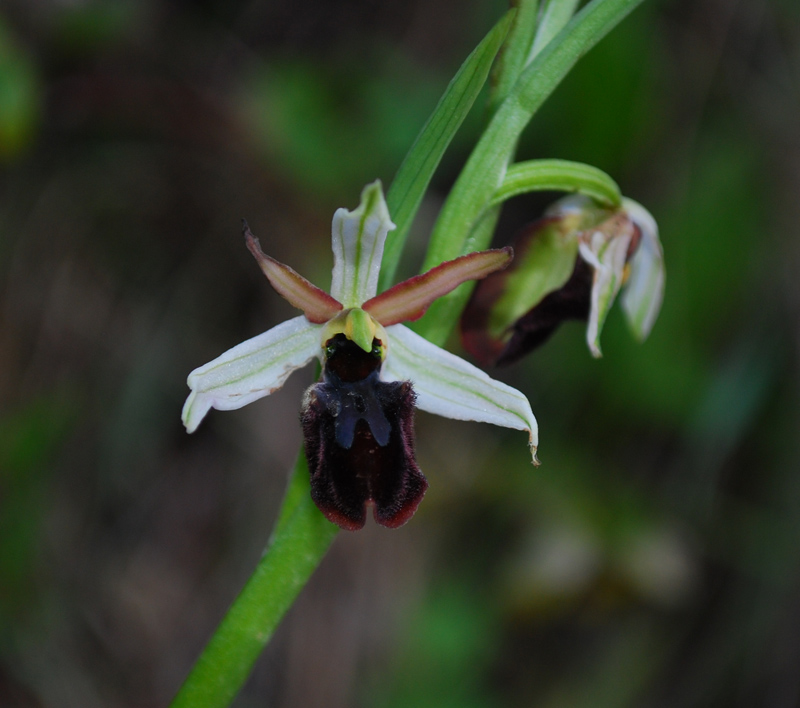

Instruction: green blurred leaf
[524,6,659,170]
[368,582,499,708]
[594,132,764,420]
[53,0,140,53]
[0,18,40,160]
[241,56,442,202]
[0,394,74,615]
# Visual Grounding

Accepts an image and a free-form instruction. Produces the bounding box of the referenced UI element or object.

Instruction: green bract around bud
[461,194,664,365]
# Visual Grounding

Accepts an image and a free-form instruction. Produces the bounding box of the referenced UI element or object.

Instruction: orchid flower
[462,194,664,366]
[182,181,538,530]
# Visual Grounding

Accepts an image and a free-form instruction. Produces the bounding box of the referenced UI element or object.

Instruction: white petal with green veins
[620,199,664,341]
[182,316,321,433]
[382,324,539,460]
[330,180,396,307]
[581,228,632,358]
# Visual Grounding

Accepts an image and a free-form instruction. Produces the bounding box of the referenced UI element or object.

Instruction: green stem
[169,455,338,708]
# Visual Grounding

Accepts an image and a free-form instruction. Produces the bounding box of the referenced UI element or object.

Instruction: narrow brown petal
[363,247,513,326]
[244,221,343,324]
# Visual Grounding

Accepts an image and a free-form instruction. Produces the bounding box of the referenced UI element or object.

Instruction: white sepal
[620,198,664,341]
[330,180,395,307]
[182,315,321,433]
[580,228,632,358]
[382,324,539,459]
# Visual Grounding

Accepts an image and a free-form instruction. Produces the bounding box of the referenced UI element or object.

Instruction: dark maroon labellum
[301,334,427,530]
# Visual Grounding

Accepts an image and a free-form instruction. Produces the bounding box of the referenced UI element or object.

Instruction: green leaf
[489,158,622,209]
[417,0,648,343]
[487,0,540,117]
[529,0,582,58]
[169,455,338,708]
[379,10,514,291]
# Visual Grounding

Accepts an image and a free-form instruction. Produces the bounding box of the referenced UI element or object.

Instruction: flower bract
[461,194,664,366]
[182,181,539,530]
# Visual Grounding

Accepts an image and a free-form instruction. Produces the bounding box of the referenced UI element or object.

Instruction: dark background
[1,0,799,706]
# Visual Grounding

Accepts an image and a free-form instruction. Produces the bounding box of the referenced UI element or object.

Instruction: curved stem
[489,159,622,209]
[169,455,338,708]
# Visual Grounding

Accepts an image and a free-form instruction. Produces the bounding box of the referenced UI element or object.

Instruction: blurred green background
[1,0,799,706]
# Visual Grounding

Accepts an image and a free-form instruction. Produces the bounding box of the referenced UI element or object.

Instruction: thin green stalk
[489,159,622,209]
[170,455,338,708]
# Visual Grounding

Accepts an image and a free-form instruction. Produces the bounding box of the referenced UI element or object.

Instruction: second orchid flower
[462,194,664,366]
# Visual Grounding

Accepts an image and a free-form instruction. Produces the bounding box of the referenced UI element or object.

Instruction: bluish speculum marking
[320,334,391,448]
